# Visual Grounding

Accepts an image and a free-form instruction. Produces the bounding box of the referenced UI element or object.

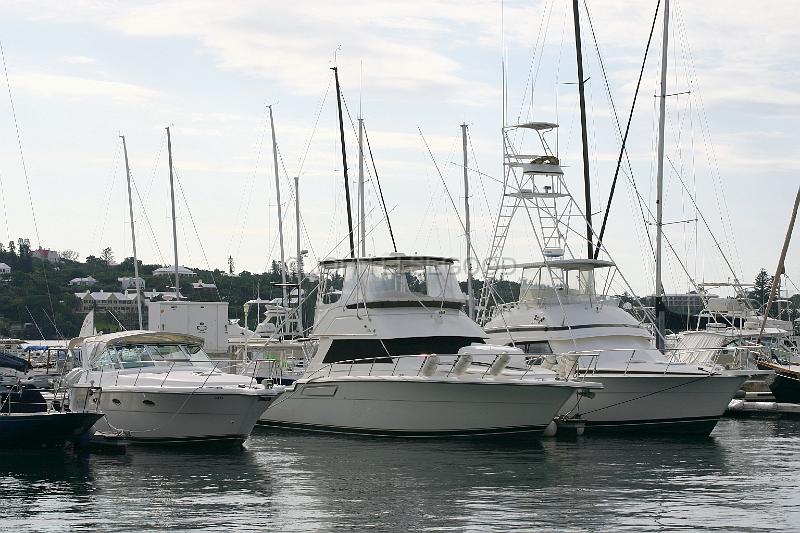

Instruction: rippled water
[1,418,798,532]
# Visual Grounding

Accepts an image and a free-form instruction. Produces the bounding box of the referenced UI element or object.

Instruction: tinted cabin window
[512,341,553,354]
[323,336,484,364]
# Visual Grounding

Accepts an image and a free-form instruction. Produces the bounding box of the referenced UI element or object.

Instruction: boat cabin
[318,254,466,310]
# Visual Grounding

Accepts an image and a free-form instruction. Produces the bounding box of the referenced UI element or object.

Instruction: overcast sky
[0,0,797,297]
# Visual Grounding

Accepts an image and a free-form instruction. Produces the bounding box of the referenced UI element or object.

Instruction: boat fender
[541,355,558,371]
[488,354,510,376]
[420,355,440,377]
[542,421,558,437]
[556,354,578,379]
[452,354,473,376]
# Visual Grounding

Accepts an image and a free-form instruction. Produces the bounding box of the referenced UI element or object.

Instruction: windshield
[92,343,211,370]
[329,262,465,306]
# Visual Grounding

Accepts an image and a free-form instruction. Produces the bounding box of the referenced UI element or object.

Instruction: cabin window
[92,343,212,370]
[323,336,484,364]
[513,341,553,355]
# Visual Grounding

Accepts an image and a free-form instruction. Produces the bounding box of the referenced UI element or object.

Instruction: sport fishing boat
[477,120,759,435]
[66,331,280,444]
[259,254,601,438]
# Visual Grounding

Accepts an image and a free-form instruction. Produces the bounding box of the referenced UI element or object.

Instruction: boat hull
[70,386,272,444]
[768,372,800,404]
[259,378,577,438]
[558,373,748,435]
[0,412,103,448]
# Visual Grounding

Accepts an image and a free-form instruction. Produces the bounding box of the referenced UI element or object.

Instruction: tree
[7,241,15,256]
[750,269,773,309]
[59,250,80,261]
[228,255,235,275]
[101,247,114,265]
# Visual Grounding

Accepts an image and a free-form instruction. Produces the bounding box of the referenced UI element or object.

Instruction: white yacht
[484,259,757,434]
[259,254,601,438]
[477,122,761,435]
[66,331,280,444]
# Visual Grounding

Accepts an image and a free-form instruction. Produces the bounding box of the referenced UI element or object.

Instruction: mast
[119,135,144,329]
[268,105,289,317]
[332,66,356,258]
[572,0,594,259]
[758,185,800,341]
[295,175,304,335]
[358,117,366,256]
[461,123,475,320]
[654,0,670,350]
[121,135,143,329]
[166,126,180,300]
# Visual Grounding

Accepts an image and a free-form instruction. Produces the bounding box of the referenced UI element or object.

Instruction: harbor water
[1,417,798,532]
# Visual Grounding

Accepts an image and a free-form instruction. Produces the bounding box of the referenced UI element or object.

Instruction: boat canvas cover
[78,330,205,367]
[0,351,32,373]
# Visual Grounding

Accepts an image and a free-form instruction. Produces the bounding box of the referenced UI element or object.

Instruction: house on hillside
[153,266,196,277]
[119,277,145,291]
[33,247,60,263]
[191,279,217,290]
[0,262,10,274]
[69,276,98,287]
[74,290,143,313]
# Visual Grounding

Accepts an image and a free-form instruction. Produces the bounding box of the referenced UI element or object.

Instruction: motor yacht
[66,331,280,444]
[478,122,762,435]
[259,254,600,438]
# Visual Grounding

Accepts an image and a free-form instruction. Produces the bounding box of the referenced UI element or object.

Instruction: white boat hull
[260,377,579,438]
[70,386,272,443]
[558,373,749,434]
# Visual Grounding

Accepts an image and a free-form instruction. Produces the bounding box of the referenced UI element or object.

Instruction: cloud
[11,71,160,102]
[63,55,95,65]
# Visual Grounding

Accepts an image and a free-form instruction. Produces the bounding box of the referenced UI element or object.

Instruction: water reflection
[0,419,798,531]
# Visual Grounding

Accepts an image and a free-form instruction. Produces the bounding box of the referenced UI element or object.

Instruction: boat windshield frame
[517,260,616,304]
[317,256,466,308]
[91,342,212,371]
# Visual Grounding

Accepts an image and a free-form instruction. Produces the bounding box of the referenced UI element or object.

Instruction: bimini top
[319,254,456,269]
[511,122,559,131]
[78,330,205,366]
[518,258,615,271]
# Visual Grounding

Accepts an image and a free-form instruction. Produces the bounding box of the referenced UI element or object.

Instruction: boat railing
[302,351,603,382]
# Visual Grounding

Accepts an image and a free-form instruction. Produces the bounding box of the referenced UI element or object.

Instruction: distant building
[69,276,98,287]
[191,279,217,290]
[153,266,196,277]
[32,247,60,263]
[119,277,146,291]
[0,262,10,274]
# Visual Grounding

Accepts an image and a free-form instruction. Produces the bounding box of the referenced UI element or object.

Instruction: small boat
[756,359,800,404]
[65,330,281,445]
[0,353,102,449]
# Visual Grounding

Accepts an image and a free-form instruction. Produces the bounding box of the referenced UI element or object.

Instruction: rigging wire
[589,0,661,261]
[1,40,58,332]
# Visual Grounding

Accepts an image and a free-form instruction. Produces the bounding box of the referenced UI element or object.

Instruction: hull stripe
[258,420,547,438]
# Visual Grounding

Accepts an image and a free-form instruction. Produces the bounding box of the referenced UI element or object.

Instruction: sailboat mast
[461,123,475,320]
[332,66,356,258]
[166,126,180,300]
[295,175,304,335]
[358,117,366,256]
[268,106,289,315]
[758,185,800,341]
[121,135,143,329]
[654,0,670,349]
[572,0,594,259]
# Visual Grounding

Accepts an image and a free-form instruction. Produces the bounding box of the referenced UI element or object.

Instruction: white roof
[153,266,196,276]
[0,262,10,269]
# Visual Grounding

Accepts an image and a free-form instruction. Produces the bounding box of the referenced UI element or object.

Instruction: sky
[0,0,797,298]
